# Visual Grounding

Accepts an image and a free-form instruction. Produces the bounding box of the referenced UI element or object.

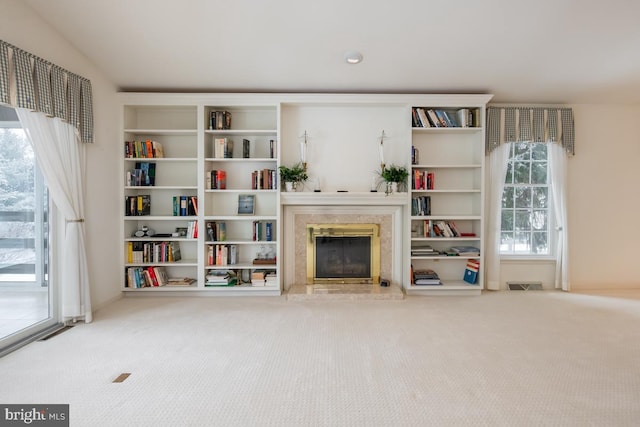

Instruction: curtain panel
[16,108,92,322]
[0,40,94,143]
[486,106,574,155]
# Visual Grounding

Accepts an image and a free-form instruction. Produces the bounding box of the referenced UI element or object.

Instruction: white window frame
[500,141,555,259]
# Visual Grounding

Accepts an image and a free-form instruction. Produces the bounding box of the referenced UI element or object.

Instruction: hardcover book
[237,194,255,215]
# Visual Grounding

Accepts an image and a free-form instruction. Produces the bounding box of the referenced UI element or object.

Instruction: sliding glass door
[0,105,59,355]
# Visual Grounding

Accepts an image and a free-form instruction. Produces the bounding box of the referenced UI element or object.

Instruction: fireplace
[306,223,380,284]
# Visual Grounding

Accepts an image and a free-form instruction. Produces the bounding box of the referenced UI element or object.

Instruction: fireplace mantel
[280,192,408,206]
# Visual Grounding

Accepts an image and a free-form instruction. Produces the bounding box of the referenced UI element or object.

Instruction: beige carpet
[1,290,639,426]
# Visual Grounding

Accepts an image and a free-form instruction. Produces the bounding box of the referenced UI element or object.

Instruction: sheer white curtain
[16,108,92,322]
[548,142,570,290]
[485,142,510,290]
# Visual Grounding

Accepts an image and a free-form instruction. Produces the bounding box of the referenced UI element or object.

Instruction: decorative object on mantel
[378,130,387,171]
[299,130,310,171]
[379,164,409,194]
[278,162,308,192]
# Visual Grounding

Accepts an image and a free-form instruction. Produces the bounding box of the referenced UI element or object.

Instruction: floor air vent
[507,282,543,291]
[38,325,74,341]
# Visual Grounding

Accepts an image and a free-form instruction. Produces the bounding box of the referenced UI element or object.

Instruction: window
[500,142,552,255]
[0,106,57,354]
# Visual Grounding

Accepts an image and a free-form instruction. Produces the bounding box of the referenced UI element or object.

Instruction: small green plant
[380,164,409,183]
[278,163,308,183]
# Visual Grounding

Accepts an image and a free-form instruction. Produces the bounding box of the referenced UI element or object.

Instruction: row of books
[209,110,231,130]
[253,220,273,241]
[182,220,198,239]
[125,195,150,216]
[124,140,165,158]
[172,196,198,216]
[207,170,227,189]
[424,220,472,238]
[126,162,156,186]
[411,196,431,216]
[412,170,434,190]
[127,241,182,263]
[207,244,238,266]
[213,137,233,158]
[412,107,475,128]
[206,221,226,242]
[126,266,196,288]
[206,169,278,190]
[126,266,168,288]
[251,169,277,190]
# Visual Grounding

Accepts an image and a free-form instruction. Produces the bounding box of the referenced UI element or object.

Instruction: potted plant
[279,163,308,191]
[380,164,409,193]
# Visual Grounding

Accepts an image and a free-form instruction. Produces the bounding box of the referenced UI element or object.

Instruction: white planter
[285,182,295,192]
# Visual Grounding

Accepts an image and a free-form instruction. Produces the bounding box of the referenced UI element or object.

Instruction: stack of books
[446,246,480,256]
[411,245,440,257]
[205,270,237,287]
[413,269,442,286]
[251,269,268,286]
[463,260,480,284]
[265,272,278,287]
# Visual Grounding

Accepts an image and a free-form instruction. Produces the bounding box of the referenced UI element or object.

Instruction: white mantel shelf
[280,192,408,206]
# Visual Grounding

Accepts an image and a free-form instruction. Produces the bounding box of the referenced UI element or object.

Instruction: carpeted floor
[0,290,639,426]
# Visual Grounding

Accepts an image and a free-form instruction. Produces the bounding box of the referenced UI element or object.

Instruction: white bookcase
[407,101,490,295]
[203,105,280,292]
[122,104,200,291]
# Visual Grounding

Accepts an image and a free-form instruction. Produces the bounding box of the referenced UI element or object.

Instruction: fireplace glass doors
[306,224,380,284]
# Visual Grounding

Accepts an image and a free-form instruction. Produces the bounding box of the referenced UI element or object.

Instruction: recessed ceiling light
[344,51,363,64]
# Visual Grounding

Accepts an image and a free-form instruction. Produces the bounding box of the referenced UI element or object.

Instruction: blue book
[265,222,272,241]
[464,268,478,284]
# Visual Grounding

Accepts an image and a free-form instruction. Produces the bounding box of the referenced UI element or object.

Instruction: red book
[216,170,227,189]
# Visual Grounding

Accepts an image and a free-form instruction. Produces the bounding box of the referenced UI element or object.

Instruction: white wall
[1,0,122,310]
[568,104,640,289]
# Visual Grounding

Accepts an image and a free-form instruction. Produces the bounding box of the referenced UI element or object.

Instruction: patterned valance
[486,106,574,155]
[0,40,93,143]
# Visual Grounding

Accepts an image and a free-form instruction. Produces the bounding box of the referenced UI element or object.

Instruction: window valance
[486,106,574,155]
[0,40,93,143]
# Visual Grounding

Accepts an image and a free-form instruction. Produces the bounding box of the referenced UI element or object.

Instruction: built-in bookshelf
[408,102,489,295]
[122,104,199,291]
[203,105,279,292]
[120,93,492,296]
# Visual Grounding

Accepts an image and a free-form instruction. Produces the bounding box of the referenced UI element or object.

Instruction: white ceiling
[23,0,640,104]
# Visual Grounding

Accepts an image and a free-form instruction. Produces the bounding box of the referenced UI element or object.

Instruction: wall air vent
[507,281,543,291]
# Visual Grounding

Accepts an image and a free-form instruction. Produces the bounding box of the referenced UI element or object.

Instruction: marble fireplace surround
[281,192,407,291]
